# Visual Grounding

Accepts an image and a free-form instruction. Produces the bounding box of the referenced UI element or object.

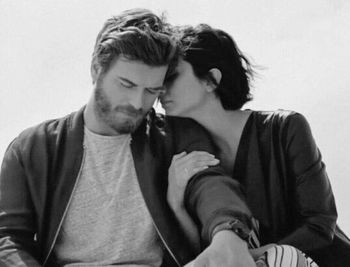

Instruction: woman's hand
[249,243,276,261]
[186,230,256,267]
[167,151,220,211]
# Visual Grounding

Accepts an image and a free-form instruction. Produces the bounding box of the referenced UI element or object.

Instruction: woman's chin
[165,111,179,117]
[166,111,189,118]
[165,109,181,117]
[164,106,191,118]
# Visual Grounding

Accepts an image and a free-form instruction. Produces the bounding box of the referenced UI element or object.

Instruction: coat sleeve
[168,117,253,247]
[278,112,337,252]
[0,138,42,266]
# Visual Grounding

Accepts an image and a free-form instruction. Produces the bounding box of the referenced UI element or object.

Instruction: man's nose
[129,90,144,110]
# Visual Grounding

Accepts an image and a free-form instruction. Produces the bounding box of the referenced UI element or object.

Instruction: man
[0,9,255,267]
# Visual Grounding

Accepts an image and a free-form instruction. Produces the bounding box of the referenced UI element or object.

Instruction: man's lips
[117,110,138,117]
[114,106,143,117]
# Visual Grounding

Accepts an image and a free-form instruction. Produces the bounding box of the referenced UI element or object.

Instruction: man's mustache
[114,105,143,117]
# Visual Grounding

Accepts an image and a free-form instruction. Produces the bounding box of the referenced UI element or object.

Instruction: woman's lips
[160,100,172,108]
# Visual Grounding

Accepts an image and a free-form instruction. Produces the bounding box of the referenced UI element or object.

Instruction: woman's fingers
[192,157,219,168]
[177,159,219,172]
[171,151,187,161]
[183,158,219,177]
[169,150,220,187]
[167,151,219,210]
[185,151,215,161]
[175,153,219,171]
[174,151,218,166]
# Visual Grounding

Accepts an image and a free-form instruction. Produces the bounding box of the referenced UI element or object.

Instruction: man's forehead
[109,57,168,87]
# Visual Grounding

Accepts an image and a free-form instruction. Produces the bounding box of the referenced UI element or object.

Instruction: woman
[161,24,350,267]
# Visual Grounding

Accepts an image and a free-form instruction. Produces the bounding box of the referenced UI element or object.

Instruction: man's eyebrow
[119,76,164,91]
[118,77,137,86]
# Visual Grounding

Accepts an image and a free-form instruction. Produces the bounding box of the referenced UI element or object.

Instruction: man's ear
[91,63,99,84]
[206,68,222,92]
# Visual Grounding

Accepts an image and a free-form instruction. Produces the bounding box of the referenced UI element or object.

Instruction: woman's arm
[167,151,220,252]
[167,116,256,266]
[279,112,337,251]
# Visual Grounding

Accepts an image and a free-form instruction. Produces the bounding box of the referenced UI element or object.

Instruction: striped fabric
[255,245,319,267]
[248,219,318,267]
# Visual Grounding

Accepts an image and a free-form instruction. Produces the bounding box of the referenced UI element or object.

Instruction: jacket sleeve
[0,139,42,266]
[168,117,253,247]
[278,113,337,251]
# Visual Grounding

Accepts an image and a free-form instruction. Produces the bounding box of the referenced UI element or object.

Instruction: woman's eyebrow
[146,85,166,91]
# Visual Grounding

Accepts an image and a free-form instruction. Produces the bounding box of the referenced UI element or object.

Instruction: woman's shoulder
[248,109,312,137]
[251,109,308,127]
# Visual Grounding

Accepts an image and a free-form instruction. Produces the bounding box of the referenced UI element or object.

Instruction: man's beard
[94,87,145,134]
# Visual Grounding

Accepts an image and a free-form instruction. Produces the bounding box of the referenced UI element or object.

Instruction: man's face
[92,57,168,134]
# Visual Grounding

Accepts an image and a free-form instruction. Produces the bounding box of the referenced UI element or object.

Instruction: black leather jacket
[0,107,252,266]
[233,110,350,267]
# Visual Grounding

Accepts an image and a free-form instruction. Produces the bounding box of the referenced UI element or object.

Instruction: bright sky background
[1,0,350,233]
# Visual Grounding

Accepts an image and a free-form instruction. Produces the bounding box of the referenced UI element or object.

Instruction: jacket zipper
[43,148,86,266]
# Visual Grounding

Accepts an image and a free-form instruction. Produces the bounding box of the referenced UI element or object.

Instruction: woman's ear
[206,68,222,92]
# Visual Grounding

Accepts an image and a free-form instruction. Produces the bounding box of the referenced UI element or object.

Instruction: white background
[1,0,349,233]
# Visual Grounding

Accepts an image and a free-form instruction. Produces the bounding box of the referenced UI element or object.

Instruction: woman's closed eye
[146,87,165,95]
[164,72,179,87]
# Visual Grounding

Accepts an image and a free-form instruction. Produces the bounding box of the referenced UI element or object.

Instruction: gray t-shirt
[54,127,163,266]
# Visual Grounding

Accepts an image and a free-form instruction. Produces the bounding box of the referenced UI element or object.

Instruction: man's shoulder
[18,111,78,141]
[11,108,83,156]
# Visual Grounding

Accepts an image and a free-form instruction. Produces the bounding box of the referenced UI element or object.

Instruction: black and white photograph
[0,1,349,266]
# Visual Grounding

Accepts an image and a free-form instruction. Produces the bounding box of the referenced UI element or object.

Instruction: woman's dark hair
[174,24,255,110]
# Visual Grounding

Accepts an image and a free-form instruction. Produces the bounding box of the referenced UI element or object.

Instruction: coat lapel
[130,118,195,266]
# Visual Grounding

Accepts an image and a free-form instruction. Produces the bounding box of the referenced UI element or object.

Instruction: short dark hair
[174,24,255,110]
[92,8,178,75]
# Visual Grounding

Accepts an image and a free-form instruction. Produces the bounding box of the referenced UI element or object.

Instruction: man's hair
[173,24,255,110]
[92,8,178,75]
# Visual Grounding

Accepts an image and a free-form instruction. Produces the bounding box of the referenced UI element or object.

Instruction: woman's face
[161,59,207,117]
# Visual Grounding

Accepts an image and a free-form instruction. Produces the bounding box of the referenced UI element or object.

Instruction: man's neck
[83,98,116,136]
